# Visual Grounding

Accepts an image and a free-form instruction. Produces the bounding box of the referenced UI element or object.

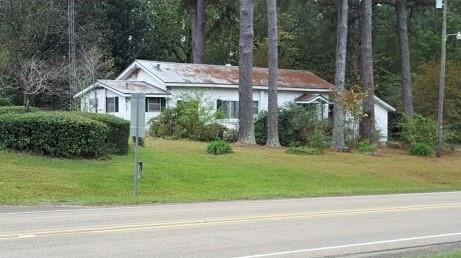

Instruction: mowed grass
[0,138,461,205]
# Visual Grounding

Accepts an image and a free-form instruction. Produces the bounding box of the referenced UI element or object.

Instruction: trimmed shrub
[77,113,130,155]
[409,143,434,157]
[0,112,108,158]
[0,106,38,115]
[206,140,233,155]
[286,146,322,155]
[0,98,12,106]
[357,140,375,153]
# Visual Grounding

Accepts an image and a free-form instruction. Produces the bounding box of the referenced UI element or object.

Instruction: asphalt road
[1,192,461,258]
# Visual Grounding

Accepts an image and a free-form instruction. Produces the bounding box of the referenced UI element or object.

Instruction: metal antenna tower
[68,0,76,109]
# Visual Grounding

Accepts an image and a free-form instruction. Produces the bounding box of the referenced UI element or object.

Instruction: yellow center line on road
[1,203,461,240]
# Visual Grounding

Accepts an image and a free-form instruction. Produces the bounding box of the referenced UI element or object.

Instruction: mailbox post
[130,93,145,196]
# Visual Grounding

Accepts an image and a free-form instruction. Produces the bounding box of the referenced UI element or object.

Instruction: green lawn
[1,138,461,205]
[415,250,461,258]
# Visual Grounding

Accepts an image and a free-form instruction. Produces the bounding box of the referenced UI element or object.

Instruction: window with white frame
[146,97,166,112]
[217,100,258,119]
[106,97,119,113]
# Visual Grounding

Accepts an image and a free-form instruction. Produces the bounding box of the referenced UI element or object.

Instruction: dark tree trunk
[192,0,206,64]
[333,0,349,149]
[238,0,256,145]
[266,0,280,147]
[360,0,376,142]
[396,0,414,116]
[350,0,361,79]
[24,93,30,112]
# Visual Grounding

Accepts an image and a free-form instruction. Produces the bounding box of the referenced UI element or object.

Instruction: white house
[74,60,396,141]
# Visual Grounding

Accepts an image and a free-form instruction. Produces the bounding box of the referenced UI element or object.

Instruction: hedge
[76,113,130,155]
[0,106,38,115]
[0,98,12,107]
[0,112,108,158]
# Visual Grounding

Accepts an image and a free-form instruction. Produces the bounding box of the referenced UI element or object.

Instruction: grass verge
[1,138,461,205]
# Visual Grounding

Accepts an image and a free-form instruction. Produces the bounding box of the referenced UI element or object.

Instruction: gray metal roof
[73,80,170,98]
[97,80,170,95]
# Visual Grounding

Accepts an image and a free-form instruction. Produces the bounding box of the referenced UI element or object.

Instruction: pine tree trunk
[266,0,280,147]
[238,0,256,145]
[192,0,205,64]
[350,0,361,79]
[332,0,349,150]
[360,0,375,142]
[396,0,414,117]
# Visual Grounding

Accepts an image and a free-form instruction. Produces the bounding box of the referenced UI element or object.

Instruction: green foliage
[286,146,322,155]
[0,98,12,106]
[150,94,225,141]
[409,143,434,157]
[223,129,239,143]
[357,140,375,153]
[0,112,108,158]
[76,113,130,155]
[309,129,329,151]
[206,140,233,155]
[414,62,461,143]
[0,106,38,115]
[255,104,331,147]
[400,114,437,147]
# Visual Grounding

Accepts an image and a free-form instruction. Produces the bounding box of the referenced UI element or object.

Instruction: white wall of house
[375,103,389,142]
[167,86,322,129]
[80,90,128,120]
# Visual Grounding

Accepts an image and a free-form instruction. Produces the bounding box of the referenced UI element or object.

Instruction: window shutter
[161,98,166,111]
[105,97,109,112]
[217,99,223,109]
[115,97,119,112]
[145,98,149,112]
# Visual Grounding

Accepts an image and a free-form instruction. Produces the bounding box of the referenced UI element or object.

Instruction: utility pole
[436,0,447,158]
[68,0,76,110]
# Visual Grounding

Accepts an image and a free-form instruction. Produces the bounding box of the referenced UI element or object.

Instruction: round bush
[409,143,434,157]
[76,113,130,155]
[0,112,108,158]
[206,140,233,155]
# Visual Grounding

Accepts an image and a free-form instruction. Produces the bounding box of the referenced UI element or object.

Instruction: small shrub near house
[255,104,331,147]
[400,114,437,147]
[409,143,434,157]
[0,106,38,115]
[0,98,12,106]
[206,140,233,155]
[77,113,130,155]
[357,140,375,153]
[286,146,322,155]
[0,112,108,158]
[150,94,226,141]
[399,114,456,154]
[223,129,238,143]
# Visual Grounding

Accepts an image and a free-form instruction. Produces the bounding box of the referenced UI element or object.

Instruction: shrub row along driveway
[1,139,460,205]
